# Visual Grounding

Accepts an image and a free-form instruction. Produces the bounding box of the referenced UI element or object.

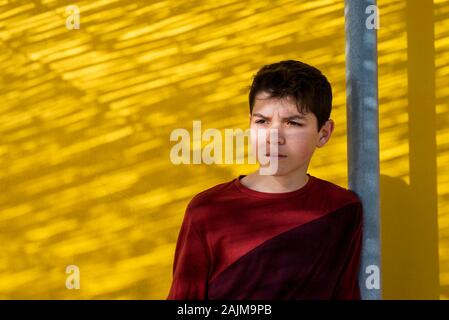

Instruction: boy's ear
[317,119,335,148]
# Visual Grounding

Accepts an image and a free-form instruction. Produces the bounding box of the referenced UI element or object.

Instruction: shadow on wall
[380,0,440,299]
[381,175,439,299]
[380,0,440,300]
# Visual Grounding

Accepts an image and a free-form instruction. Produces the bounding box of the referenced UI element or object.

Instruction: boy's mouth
[265,153,287,158]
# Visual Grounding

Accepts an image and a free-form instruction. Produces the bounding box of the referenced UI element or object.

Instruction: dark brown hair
[248,60,332,131]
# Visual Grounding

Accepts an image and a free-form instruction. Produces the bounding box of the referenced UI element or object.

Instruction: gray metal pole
[344,0,382,300]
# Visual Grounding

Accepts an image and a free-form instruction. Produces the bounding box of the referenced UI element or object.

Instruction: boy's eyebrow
[252,113,307,120]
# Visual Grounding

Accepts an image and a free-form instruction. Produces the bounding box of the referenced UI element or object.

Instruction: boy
[167,60,363,300]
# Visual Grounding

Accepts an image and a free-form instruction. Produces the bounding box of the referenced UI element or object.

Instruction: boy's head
[248,60,335,175]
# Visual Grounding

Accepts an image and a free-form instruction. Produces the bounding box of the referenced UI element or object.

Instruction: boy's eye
[287,121,302,126]
[255,119,266,124]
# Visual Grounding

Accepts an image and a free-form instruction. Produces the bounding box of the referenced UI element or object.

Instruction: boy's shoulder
[187,178,236,210]
[312,175,362,204]
[311,176,363,217]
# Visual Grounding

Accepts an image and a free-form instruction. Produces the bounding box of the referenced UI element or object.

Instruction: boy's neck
[242,169,310,194]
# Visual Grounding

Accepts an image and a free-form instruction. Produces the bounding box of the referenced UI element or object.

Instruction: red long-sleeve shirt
[167,173,363,300]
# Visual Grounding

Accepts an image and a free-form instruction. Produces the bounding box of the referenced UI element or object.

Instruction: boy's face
[249,91,334,176]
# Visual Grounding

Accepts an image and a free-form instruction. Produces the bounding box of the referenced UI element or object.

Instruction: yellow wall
[378,0,449,299]
[0,0,447,299]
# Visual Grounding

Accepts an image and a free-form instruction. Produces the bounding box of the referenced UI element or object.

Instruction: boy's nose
[266,127,285,145]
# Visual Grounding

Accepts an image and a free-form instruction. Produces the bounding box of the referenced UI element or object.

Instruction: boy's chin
[258,165,291,176]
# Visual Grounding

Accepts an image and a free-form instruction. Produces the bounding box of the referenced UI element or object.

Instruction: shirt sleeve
[166,203,210,300]
[333,200,364,300]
